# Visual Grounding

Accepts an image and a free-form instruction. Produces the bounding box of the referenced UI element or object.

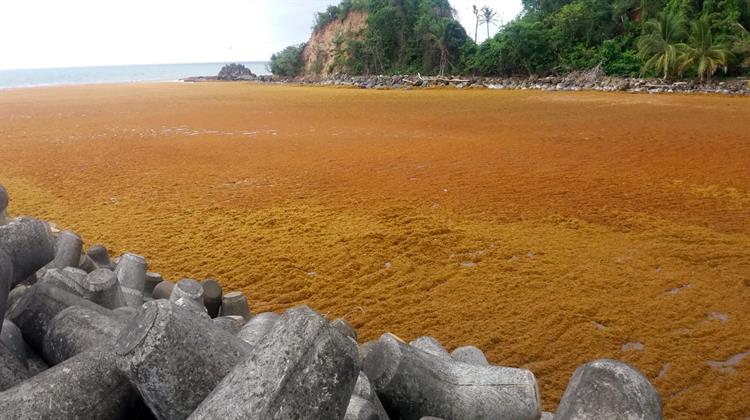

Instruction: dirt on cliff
[302,10,367,76]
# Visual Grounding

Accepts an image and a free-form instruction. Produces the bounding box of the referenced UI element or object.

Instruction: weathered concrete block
[170,278,205,307]
[78,254,99,273]
[87,244,114,270]
[553,359,662,420]
[541,411,554,420]
[144,272,163,299]
[6,282,119,352]
[220,290,251,321]
[41,267,83,295]
[51,230,83,270]
[450,345,489,366]
[5,284,28,316]
[24,342,49,375]
[201,278,222,318]
[0,319,27,366]
[114,252,147,308]
[346,372,390,420]
[236,311,279,345]
[364,334,541,420]
[333,317,358,341]
[188,305,360,420]
[43,305,125,365]
[410,336,451,359]
[346,396,381,420]
[81,268,126,309]
[0,217,55,286]
[0,341,30,391]
[359,340,378,364]
[213,315,245,335]
[0,184,8,226]
[0,347,152,420]
[115,299,251,420]
[151,279,175,300]
[0,250,12,333]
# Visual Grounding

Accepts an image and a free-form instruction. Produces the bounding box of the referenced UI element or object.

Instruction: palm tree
[637,10,688,80]
[734,24,750,67]
[473,5,480,44]
[678,16,731,82]
[479,6,499,40]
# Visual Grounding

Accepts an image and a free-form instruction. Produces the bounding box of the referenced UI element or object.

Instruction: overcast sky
[0,0,523,70]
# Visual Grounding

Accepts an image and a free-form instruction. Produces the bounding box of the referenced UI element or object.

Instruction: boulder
[217,63,256,81]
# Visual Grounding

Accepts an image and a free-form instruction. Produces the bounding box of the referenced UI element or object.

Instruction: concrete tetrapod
[6,282,119,352]
[220,291,251,321]
[0,217,55,287]
[144,272,163,299]
[78,254,99,273]
[170,279,204,305]
[81,268,127,309]
[201,278,222,318]
[43,305,125,365]
[363,334,541,420]
[0,320,27,366]
[410,336,452,359]
[345,372,390,420]
[332,317,358,341]
[87,245,114,270]
[0,184,8,226]
[0,250,12,333]
[151,280,175,300]
[213,315,245,335]
[188,305,360,420]
[51,230,83,270]
[236,311,279,346]
[0,347,153,420]
[553,359,662,420]
[450,345,489,366]
[0,341,30,391]
[114,252,147,308]
[114,299,251,420]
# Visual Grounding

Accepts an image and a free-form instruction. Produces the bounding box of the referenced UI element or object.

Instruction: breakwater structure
[0,183,663,419]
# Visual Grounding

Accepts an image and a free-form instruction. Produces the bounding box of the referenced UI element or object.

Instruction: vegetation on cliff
[270,0,750,80]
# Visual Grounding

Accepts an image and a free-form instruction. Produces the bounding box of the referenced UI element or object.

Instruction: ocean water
[0,62,270,89]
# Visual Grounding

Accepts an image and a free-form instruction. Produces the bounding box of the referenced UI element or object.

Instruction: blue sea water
[0,62,270,89]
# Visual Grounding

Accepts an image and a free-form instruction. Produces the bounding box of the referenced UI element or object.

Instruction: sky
[0,0,523,70]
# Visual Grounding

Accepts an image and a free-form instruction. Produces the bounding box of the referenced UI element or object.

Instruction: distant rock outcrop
[217,63,256,81]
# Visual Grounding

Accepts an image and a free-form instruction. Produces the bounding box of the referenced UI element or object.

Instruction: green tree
[678,16,732,81]
[480,6,499,39]
[734,24,750,67]
[637,10,688,79]
[269,44,306,77]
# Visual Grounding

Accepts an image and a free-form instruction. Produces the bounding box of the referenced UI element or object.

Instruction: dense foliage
[270,0,750,79]
[269,44,306,76]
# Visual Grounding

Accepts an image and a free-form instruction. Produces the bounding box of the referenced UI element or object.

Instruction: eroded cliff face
[302,10,367,76]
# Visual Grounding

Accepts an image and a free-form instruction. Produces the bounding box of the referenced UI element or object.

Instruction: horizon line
[0,60,271,72]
